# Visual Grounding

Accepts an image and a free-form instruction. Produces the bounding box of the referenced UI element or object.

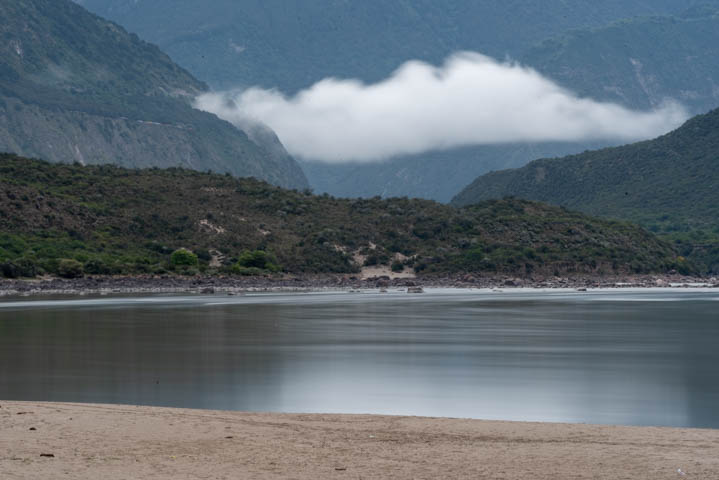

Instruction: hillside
[452,109,719,272]
[0,0,308,190]
[524,6,719,114]
[0,154,685,279]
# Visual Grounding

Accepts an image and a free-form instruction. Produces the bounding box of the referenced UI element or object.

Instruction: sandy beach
[2,401,718,479]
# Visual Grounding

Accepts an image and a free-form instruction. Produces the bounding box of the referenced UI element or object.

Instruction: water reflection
[1,290,718,427]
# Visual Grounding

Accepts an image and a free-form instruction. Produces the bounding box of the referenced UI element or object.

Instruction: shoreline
[2,401,718,479]
[1,273,717,298]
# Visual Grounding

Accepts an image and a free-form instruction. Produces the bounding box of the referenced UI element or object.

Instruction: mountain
[299,142,606,203]
[523,6,719,114]
[303,5,719,201]
[76,0,719,202]
[451,108,719,272]
[77,0,699,93]
[0,0,308,190]
[0,154,685,278]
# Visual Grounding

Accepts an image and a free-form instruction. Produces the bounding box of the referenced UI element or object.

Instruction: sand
[2,402,718,479]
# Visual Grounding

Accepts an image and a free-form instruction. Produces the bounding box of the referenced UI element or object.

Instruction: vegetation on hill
[452,109,719,273]
[0,0,308,189]
[0,154,686,279]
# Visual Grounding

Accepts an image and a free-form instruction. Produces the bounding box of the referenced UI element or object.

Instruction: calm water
[1,289,718,428]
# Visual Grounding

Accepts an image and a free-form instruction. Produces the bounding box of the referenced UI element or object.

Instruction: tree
[57,259,84,278]
[171,248,199,267]
[235,250,280,272]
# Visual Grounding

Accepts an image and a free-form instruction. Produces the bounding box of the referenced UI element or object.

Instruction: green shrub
[236,250,279,272]
[364,251,390,266]
[673,256,696,276]
[1,258,39,278]
[16,258,39,277]
[0,233,28,257]
[231,265,265,276]
[391,261,404,272]
[171,248,198,267]
[57,258,84,278]
[83,258,113,275]
[195,249,212,262]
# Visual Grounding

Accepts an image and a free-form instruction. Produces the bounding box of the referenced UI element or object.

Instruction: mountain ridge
[77,0,705,92]
[0,0,308,189]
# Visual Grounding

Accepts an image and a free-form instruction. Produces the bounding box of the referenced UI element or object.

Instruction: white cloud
[195,52,689,163]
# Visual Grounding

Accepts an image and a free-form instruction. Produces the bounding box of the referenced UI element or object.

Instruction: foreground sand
[2,402,718,479]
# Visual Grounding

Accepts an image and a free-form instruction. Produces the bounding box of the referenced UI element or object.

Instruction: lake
[1,289,718,428]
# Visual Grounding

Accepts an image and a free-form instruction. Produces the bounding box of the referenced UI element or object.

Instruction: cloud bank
[195,52,688,163]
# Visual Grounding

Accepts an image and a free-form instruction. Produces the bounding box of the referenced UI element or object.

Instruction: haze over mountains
[196,53,685,163]
[0,0,308,190]
[76,0,719,201]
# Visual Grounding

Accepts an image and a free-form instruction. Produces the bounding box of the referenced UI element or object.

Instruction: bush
[231,265,265,276]
[1,258,39,278]
[195,249,212,262]
[171,248,198,267]
[236,250,279,272]
[57,259,84,278]
[84,258,113,275]
[364,251,390,266]
[391,261,404,272]
[673,256,696,276]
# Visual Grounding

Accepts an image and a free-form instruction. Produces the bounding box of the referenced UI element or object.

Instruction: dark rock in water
[408,287,424,293]
[504,279,516,287]
[201,287,215,294]
[40,454,54,458]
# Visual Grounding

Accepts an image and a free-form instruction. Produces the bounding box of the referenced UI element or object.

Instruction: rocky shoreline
[1,273,717,297]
